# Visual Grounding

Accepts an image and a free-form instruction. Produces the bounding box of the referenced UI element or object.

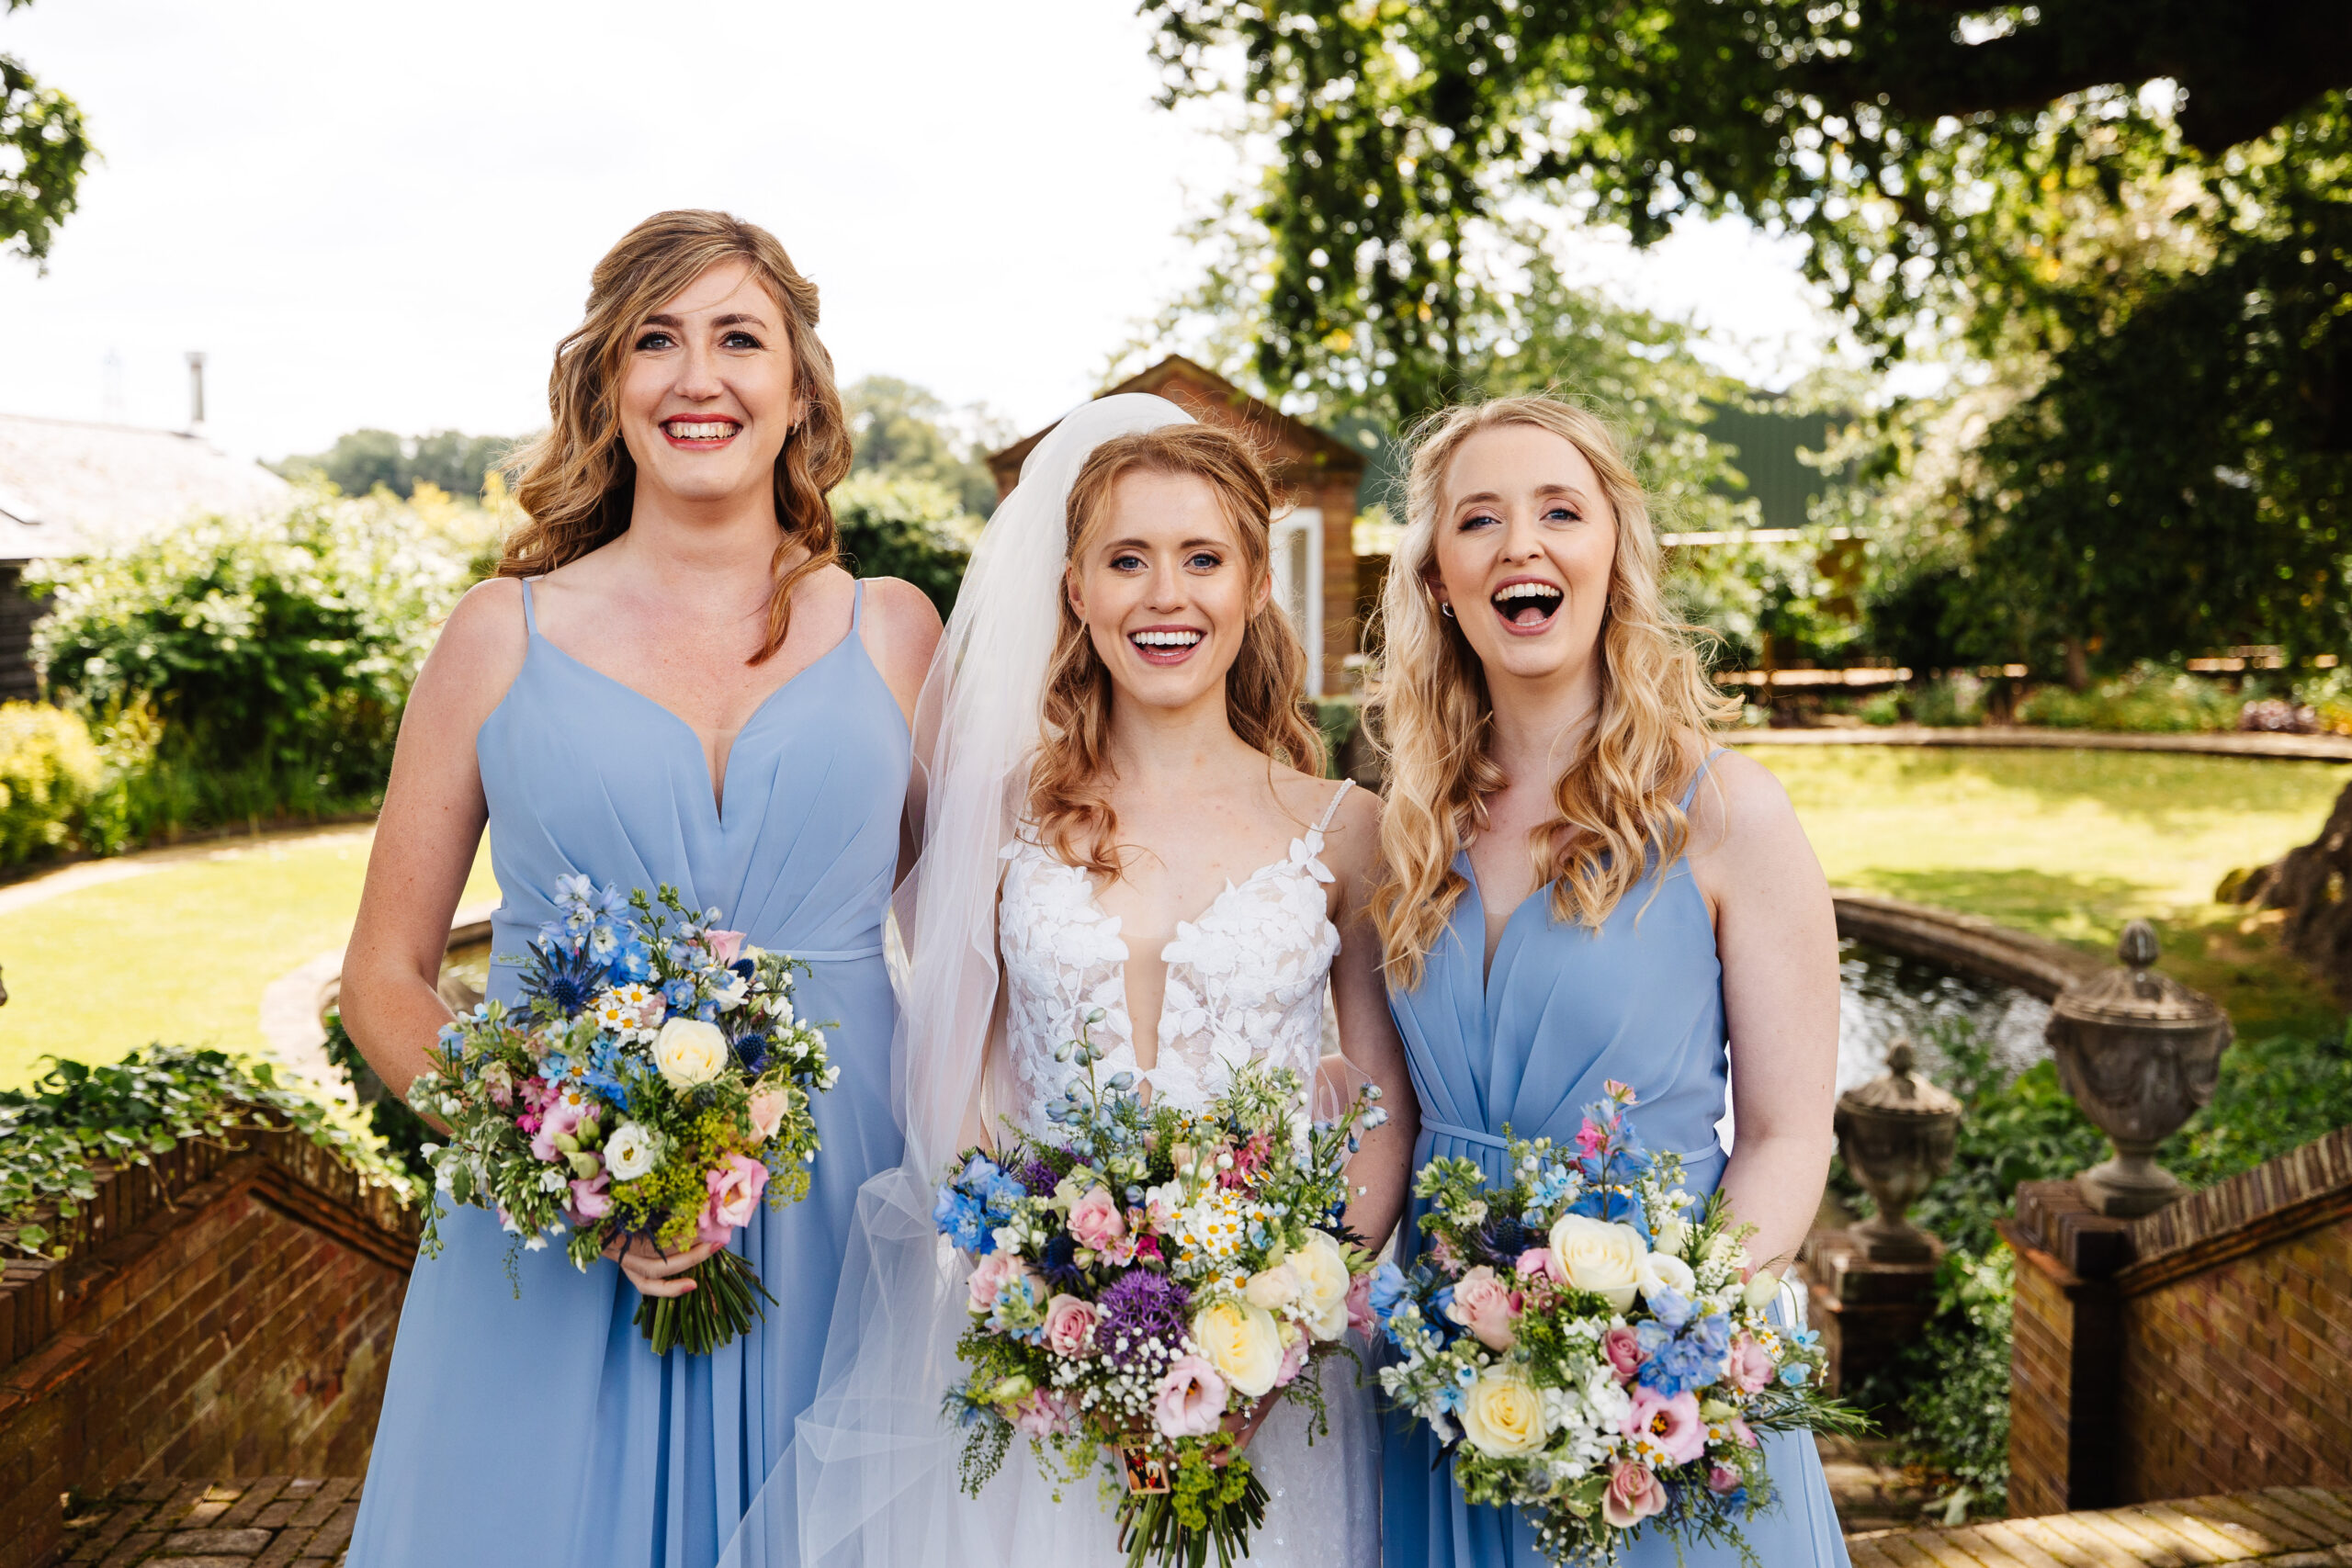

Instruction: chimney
[186,351,207,433]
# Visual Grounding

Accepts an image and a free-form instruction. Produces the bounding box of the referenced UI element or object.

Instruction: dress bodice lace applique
[996,781,1353,1133]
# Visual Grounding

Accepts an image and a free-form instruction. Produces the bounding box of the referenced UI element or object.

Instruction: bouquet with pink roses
[934,1015,1385,1568]
[1368,1084,1861,1566]
[408,878,836,1355]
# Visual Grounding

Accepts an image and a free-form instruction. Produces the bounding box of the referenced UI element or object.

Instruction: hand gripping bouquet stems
[934,1013,1387,1568]
[407,876,838,1356]
[1370,1083,1864,1568]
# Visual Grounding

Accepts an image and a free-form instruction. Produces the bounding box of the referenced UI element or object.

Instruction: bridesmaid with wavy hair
[1370,394,1850,1566]
[340,209,939,1566]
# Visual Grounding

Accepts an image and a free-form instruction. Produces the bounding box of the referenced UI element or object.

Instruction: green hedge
[0,701,101,867]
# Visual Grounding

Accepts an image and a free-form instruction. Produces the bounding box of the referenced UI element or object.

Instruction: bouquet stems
[1114,1462,1268,1568]
[634,1247,775,1357]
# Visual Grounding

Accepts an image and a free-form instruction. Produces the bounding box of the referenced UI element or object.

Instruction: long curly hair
[497,209,853,663]
[1028,423,1325,876]
[1369,394,1740,988]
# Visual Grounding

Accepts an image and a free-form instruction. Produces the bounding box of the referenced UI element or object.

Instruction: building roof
[0,412,290,561]
[986,355,1366,499]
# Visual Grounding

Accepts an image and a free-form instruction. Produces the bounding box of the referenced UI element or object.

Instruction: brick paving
[52,1478,359,1568]
[1849,1485,2352,1565]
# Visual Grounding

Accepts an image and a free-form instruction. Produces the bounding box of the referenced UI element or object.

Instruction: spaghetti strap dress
[349,578,910,1568]
[1381,750,1850,1568]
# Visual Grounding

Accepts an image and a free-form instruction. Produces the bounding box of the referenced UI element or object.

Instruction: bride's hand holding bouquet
[933,1013,1386,1568]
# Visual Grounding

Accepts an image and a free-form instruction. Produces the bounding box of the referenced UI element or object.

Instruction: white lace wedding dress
[987,779,1382,1566]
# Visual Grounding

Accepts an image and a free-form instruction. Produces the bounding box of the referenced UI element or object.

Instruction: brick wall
[2006,1126,2352,1516]
[0,1126,416,1568]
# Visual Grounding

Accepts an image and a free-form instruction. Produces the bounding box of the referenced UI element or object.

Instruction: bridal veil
[715,394,1196,1568]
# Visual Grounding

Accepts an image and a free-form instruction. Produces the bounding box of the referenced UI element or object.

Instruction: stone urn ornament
[2044,919,2233,1217]
[1834,1038,1962,1262]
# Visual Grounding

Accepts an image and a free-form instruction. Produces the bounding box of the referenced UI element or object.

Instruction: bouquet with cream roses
[1369,1083,1860,1566]
[935,1012,1385,1568]
[409,877,836,1356]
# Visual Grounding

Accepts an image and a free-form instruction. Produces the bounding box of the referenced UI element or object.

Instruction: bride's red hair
[1027,424,1325,876]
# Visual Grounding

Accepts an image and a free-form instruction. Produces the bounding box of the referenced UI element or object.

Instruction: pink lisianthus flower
[1133,1235,1164,1263]
[1012,1389,1077,1439]
[1345,1269,1376,1338]
[1601,1461,1668,1528]
[529,1100,584,1163]
[1273,1326,1310,1388]
[1152,1354,1228,1439]
[696,1154,770,1247]
[1068,1186,1126,1254]
[1707,1464,1743,1495]
[968,1251,1028,1312]
[1515,1247,1566,1286]
[1730,1415,1759,1449]
[1623,1387,1707,1465]
[566,1172,612,1224]
[1446,1265,1521,1351]
[704,929,746,964]
[1043,1293,1100,1359]
[1727,1332,1775,1395]
[1600,1325,1644,1385]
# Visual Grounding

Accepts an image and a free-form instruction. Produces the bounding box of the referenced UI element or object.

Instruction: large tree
[2,0,92,265]
[1142,2,2349,667]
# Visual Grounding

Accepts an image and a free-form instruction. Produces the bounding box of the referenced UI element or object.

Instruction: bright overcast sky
[0,0,1837,465]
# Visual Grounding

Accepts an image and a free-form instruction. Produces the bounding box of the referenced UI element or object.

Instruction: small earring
[1439,602,1455,619]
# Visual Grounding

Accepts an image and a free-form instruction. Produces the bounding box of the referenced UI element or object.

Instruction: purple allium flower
[1016,1156,1059,1198]
[1095,1269,1192,1370]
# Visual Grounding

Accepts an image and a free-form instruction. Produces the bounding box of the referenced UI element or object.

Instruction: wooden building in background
[0,413,288,701]
[987,356,1364,695]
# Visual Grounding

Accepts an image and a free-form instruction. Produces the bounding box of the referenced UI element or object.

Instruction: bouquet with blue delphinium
[934,1010,1388,1568]
[408,876,835,1356]
[1370,1082,1862,1567]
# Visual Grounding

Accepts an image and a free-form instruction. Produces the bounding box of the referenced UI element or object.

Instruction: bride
[759,394,1418,1568]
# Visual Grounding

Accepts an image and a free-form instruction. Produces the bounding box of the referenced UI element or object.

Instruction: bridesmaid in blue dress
[1366,395,1850,1566]
[337,211,941,1567]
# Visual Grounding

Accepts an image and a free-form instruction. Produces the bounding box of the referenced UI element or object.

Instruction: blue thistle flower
[520,936,604,1017]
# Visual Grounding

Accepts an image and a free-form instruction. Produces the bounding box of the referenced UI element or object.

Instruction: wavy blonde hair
[1029,424,1325,876]
[1369,394,1740,988]
[497,209,853,663]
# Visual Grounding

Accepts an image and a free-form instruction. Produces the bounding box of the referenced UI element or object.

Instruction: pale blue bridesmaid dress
[1383,755,1850,1568]
[350,579,910,1568]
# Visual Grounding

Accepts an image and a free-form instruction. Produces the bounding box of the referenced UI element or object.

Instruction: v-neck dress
[349,578,911,1568]
[1381,753,1850,1568]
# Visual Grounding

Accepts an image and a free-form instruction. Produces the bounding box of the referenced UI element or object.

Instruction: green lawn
[0,830,496,1089]
[2,747,2342,1092]
[1753,745,2350,1038]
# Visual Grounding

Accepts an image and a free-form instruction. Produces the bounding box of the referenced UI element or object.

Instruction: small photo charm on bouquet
[1370,1083,1864,1567]
[933,1012,1387,1568]
[408,876,837,1357]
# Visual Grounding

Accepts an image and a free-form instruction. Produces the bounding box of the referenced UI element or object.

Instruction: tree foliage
[832,472,973,618]
[0,0,92,265]
[276,427,518,501]
[843,376,1005,518]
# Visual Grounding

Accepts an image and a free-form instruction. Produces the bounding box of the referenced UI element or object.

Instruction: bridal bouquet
[408,875,836,1356]
[935,1016,1385,1568]
[1369,1083,1857,1567]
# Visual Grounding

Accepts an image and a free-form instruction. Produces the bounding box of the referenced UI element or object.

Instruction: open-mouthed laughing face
[1424,422,1618,694]
[616,257,801,511]
[1066,468,1271,720]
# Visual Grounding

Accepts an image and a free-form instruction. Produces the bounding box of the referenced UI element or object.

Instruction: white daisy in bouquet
[409,875,836,1355]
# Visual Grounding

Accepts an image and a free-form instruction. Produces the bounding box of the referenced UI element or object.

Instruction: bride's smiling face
[1067,468,1270,716]
[616,257,801,509]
